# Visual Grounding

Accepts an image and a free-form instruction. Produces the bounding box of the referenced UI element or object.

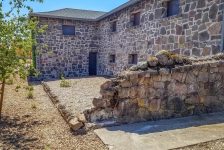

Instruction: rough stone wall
[35,0,224,78]
[36,18,100,79]
[86,60,224,124]
[98,0,224,75]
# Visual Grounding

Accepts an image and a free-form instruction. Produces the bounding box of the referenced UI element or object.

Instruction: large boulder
[155,50,174,66]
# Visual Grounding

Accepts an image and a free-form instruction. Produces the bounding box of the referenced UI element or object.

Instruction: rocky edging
[41,82,87,131]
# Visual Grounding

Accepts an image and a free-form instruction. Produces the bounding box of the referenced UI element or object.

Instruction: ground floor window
[109,54,116,63]
[128,54,138,64]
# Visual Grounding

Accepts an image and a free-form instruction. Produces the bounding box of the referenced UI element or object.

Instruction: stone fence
[85,59,224,124]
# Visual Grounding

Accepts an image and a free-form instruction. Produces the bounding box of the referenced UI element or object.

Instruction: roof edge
[30,0,141,21]
[30,13,97,21]
[96,0,141,21]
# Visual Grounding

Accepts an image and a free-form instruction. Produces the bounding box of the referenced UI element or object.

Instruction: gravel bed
[45,77,109,116]
[0,80,107,150]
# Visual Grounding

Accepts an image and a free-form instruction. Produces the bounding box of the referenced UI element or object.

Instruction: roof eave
[96,0,141,21]
[30,13,97,22]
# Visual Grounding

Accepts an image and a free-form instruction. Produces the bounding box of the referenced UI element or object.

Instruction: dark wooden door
[89,52,97,76]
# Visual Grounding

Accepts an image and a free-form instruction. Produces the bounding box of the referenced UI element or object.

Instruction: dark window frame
[167,0,180,17]
[130,12,141,26]
[62,25,76,35]
[129,54,138,64]
[111,21,117,32]
[109,54,116,63]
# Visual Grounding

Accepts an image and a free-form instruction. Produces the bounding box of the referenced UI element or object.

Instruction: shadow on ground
[104,112,224,135]
[0,115,44,149]
[28,75,113,84]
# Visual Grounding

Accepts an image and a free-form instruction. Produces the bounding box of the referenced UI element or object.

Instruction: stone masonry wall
[85,59,224,124]
[36,18,100,79]
[98,0,224,75]
[35,0,224,78]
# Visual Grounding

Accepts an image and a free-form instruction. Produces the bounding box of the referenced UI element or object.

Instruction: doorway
[89,52,97,76]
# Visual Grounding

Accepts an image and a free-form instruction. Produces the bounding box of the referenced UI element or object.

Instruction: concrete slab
[94,112,224,150]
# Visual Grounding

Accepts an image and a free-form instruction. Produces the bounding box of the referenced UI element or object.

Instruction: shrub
[26,85,34,91]
[6,78,13,85]
[60,77,71,88]
[28,66,40,77]
[27,91,34,99]
[15,85,21,92]
[31,103,37,109]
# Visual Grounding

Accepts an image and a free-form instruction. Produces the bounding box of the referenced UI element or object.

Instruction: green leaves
[0,0,45,81]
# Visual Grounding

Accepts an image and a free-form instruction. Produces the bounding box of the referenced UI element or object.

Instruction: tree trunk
[0,78,6,120]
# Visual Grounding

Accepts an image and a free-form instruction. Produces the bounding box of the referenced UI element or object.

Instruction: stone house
[31,0,224,79]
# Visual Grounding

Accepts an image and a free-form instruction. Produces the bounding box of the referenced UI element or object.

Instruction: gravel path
[0,81,107,150]
[45,77,109,116]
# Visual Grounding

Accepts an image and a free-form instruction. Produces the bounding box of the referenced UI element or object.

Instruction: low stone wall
[85,59,224,124]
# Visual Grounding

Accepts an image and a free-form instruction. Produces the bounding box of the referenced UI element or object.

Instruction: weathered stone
[136,61,149,70]
[155,50,174,66]
[149,99,161,112]
[197,0,206,8]
[160,27,166,35]
[209,4,218,20]
[212,45,221,54]
[120,80,132,88]
[129,65,138,71]
[69,118,84,131]
[93,98,110,108]
[101,80,114,90]
[77,113,87,123]
[199,31,209,41]
[147,56,158,67]
[208,22,221,35]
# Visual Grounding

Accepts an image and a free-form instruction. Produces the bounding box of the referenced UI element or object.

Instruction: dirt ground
[0,80,107,150]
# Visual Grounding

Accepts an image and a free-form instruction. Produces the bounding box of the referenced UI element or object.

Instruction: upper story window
[167,0,180,17]
[111,21,117,32]
[62,25,75,35]
[128,54,138,64]
[109,54,116,63]
[130,12,141,26]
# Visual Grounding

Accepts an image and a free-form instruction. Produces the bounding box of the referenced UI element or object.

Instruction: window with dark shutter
[129,54,138,64]
[111,21,117,32]
[109,55,116,63]
[62,25,75,35]
[167,0,179,17]
[131,12,141,26]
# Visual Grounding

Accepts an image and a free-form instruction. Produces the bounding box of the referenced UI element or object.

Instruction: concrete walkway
[95,112,224,150]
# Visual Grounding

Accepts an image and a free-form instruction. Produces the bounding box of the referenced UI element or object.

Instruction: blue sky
[4,0,129,14]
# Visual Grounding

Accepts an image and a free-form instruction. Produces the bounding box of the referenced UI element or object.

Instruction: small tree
[0,0,45,119]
